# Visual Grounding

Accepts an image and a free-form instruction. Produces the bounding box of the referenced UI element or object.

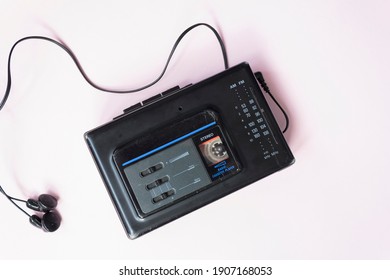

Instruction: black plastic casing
[84,62,295,239]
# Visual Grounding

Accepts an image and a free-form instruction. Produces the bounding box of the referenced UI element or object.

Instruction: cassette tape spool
[85,62,295,239]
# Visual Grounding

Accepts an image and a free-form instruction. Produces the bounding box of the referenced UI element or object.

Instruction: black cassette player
[84,62,294,239]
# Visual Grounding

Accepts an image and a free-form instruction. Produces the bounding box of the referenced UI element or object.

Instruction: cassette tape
[85,62,295,239]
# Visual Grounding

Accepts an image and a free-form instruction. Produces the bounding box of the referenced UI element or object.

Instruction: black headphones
[0,23,226,235]
[0,185,61,232]
[0,23,226,234]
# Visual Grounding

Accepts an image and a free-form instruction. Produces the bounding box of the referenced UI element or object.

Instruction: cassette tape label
[115,111,240,217]
[193,126,240,181]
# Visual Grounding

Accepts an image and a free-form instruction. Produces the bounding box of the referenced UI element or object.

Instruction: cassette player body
[85,62,294,239]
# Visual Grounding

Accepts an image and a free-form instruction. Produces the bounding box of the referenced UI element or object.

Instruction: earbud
[26,194,58,212]
[29,212,61,232]
[0,185,61,232]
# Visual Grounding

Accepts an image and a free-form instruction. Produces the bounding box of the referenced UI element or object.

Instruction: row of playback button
[114,86,182,119]
[114,84,193,119]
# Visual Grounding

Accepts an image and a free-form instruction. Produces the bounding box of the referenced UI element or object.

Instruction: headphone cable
[0,23,228,112]
[0,185,30,217]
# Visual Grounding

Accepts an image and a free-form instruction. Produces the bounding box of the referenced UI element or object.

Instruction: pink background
[0,0,389,259]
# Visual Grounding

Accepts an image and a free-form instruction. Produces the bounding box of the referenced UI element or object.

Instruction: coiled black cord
[0,23,228,111]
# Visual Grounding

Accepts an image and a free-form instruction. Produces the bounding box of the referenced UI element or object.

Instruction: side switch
[152,189,175,203]
[146,176,169,190]
[140,163,164,177]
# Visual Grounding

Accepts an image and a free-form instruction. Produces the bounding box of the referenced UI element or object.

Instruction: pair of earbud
[0,185,61,232]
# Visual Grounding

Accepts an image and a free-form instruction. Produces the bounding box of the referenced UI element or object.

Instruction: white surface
[0,0,389,259]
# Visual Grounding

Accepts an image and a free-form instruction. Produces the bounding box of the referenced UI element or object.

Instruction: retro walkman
[1,23,294,237]
[85,62,295,239]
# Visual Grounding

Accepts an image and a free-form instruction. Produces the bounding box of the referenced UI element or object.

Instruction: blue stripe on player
[121,121,217,167]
